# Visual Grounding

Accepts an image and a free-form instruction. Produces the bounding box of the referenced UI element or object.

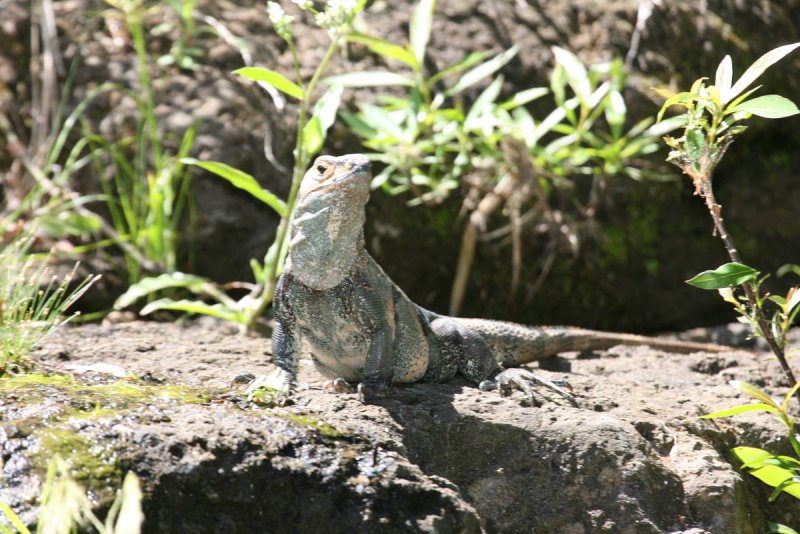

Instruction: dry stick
[449,172,518,316]
[697,175,798,390]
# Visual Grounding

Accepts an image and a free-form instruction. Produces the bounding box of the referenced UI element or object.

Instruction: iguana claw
[479,369,579,407]
[246,368,293,397]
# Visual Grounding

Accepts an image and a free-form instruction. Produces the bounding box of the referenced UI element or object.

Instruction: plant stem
[246,36,343,330]
[699,177,798,391]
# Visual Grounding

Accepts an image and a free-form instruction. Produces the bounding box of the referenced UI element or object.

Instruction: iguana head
[297,153,372,202]
[285,154,372,289]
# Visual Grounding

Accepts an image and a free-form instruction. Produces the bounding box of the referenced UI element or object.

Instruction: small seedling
[657,43,800,388]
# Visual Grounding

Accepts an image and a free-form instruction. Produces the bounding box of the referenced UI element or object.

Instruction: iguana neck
[285,179,369,290]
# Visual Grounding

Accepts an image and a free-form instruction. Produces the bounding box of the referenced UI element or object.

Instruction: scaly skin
[261,154,730,405]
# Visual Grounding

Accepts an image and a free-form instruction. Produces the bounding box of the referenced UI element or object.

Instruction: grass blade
[234,67,305,100]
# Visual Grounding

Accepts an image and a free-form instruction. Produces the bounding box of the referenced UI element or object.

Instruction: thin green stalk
[246,36,343,329]
[126,4,163,170]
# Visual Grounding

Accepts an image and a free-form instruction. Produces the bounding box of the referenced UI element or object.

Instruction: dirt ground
[32,317,787,418]
[28,317,789,445]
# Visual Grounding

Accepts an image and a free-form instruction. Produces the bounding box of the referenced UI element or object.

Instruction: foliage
[336,0,678,313]
[0,237,99,374]
[0,73,108,243]
[703,381,800,533]
[659,43,800,533]
[115,0,366,331]
[152,0,203,70]
[0,456,143,534]
[656,42,800,388]
[91,0,199,284]
[2,0,199,291]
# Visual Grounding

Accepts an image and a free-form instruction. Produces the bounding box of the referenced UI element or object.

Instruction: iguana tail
[453,319,733,367]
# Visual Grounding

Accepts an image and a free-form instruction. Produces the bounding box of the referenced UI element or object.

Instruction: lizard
[256,153,731,406]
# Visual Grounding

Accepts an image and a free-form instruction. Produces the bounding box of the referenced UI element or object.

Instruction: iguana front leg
[356,283,395,401]
[248,277,297,397]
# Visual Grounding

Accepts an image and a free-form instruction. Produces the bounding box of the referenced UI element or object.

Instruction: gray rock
[2,321,798,532]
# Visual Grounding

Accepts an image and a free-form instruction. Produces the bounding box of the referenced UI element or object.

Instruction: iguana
[257,153,730,406]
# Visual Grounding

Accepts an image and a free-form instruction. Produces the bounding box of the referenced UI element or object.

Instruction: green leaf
[685,262,759,289]
[114,471,144,531]
[114,272,211,309]
[552,46,591,102]
[346,33,417,67]
[715,55,733,103]
[734,446,778,469]
[788,288,800,314]
[690,77,708,94]
[725,85,763,111]
[604,89,627,129]
[446,46,519,97]
[410,0,435,66]
[644,114,687,137]
[685,127,707,168]
[763,455,800,469]
[768,521,800,534]
[140,298,246,324]
[303,84,343,156]
[731,94,800,118]
[657,91,697,122]
[233,67,305,100]
[182,159,287,216]
[430,51,491,85]
[303,116,324,157]
[323,71,414,88]
[701,402,779,419]
[0,502,31,534]
[529,97,579,146]
[733,446,800,500]
[340,111,378,139]
[730,380,780,408]
[359,103,404,140]
[782,380,800,413]
[499,87,549,110]
[465,75,504,124]
[728,43,800,104]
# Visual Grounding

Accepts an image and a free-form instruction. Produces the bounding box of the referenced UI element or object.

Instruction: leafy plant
[0,456,143,534]
[0,69,109,243]
[114,0,365,331]
[659,43,800,533]
[152,0,203,70]
[0,237,99,374]
[656,43,800,389]
[336,0,677,314]
[703,381,800,534]
[90,0,200,284]
[3,0,200,287]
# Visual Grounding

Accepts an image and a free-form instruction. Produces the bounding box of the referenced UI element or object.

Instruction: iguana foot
[323,378,355,393]
[321,379,388,403]
[246,368,294,404]
[479,369,578,407]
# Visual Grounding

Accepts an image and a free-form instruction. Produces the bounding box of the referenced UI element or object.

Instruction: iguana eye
[316,164,327,174]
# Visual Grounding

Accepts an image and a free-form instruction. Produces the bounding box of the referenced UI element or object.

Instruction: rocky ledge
[2,320,799,533]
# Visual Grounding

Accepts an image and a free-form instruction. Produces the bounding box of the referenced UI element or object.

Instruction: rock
[2,321,799,532]
[3,0,800,329]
